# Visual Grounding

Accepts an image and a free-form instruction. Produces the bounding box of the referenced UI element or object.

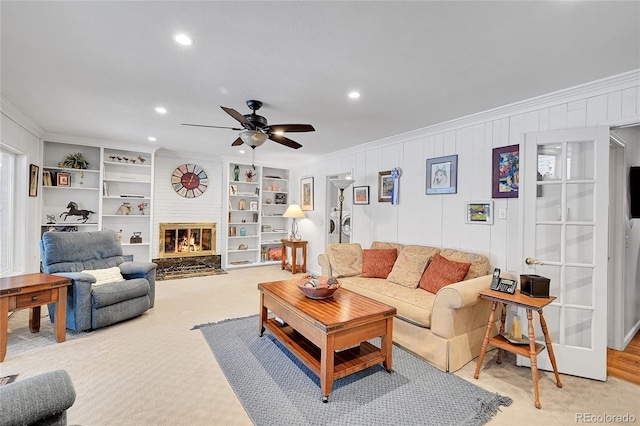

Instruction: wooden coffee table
[258,279,396,402]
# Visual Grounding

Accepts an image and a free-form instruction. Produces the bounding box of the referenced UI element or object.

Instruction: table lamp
[329,177,354,243]
[283,204,305,241]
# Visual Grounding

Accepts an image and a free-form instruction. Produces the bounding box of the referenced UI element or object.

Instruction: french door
[521,127,609,381]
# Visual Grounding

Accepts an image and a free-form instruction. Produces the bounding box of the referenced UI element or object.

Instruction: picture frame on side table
[465,201,494,224]
[492,144,519,198]
[29,164,39,197]
[57,172,71,187]
[353,185,370,205]
[378,170,393,202]
[301,177,314,211]
[426,155,457,194]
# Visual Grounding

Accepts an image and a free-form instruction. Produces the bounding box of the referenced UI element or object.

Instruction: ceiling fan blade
[267,124,315,133]
[221,106,254,129]
[182,123,243,130]
[268,134,302,149]
[231,137,243,146]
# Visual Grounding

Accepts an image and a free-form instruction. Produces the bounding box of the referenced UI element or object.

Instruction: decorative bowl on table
[296,274,341,300]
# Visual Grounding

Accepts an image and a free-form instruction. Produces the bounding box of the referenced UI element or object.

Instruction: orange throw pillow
[419,253,471,294]
[361,249,398,279]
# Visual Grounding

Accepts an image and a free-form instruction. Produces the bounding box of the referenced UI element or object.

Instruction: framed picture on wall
[492,144,519,198]
[353,185,370,205]
[426,155,457,194]
[378,170,393,202]
[465,201,494,224]
[29,164,39,197]
[301,177,314,210]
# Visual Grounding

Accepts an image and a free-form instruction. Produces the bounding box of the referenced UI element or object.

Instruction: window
[0,149,15,275]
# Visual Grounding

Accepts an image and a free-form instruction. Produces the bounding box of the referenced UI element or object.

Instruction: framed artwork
[229,226,236,237]
[57,172,71,187]
[29,164,39,197]
[301,177,314,211]
[378,170,393,202]
[249,200,258,211]
[275,192,287,205]
[465,201,494,224]
[426,155,457,194]
[492,144,519,198]
[353,185,370,205]
[230,184,237,195]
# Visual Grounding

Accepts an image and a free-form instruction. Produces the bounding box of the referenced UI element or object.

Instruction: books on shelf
[120,194,145,198]
[42,171,54,186]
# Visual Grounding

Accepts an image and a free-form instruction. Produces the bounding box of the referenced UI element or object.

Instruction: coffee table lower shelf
[264,318,386,380]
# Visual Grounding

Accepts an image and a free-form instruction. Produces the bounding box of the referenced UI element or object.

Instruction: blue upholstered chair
[40,230,157,331]
[0,370,76,426]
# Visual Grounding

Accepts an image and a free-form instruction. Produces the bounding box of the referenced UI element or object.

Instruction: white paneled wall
[292,72,640,278]
[152,153,223,259]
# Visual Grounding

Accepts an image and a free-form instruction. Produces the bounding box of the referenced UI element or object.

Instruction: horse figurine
[60,201,95,223]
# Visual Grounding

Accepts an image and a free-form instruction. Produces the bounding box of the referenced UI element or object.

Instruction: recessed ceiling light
[174,33,193,46]
[148,136,157,142]
[155,106,167,114]
[348,91,361,99]
[239,150,246,154]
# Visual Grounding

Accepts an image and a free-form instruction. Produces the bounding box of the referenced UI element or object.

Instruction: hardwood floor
[607,330,640,385]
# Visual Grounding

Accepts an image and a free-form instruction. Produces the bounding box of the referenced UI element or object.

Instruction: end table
[473,289,562,408]
[0,273,72,362]
[280,239,308,274]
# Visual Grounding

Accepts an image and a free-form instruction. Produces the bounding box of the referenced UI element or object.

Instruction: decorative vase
[240,227,246,236]
[246,177,252,182]
[233,165,240,181]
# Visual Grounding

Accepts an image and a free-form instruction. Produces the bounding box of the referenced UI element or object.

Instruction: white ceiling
[2,1,639,164]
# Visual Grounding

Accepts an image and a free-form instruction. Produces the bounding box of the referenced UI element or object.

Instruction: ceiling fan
[182,99,315,150]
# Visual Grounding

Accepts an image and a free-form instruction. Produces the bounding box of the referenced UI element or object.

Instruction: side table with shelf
[280,239,308,274]
[473,289,563,409]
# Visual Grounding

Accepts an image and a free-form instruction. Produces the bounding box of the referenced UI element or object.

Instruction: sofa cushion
[419,253,471,294]
[326,243,363,277]
[361,249,397,279]
[81,267,124,286]
[440,249,490,280]
[403,245,440,262]
[387,250,431,288]
[370,241,405,255]
[340,276,435,327]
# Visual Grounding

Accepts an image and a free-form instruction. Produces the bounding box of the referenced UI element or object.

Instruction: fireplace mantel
[159,222,216,258]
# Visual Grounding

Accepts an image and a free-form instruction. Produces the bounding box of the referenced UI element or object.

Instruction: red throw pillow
[361,249,398,279]
[419,253,471,294]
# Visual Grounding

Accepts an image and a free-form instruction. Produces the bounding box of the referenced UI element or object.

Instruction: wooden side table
[0,273,72,362]
[280,239,308,274]
[473,289,562,408]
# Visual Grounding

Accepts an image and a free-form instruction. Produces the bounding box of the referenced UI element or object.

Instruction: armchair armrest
[430,274,496,339]
[317,253,333,277]
[47,272,94,331]
[119,261,157,277]
[0,370,76,426]
[119,262,157,308]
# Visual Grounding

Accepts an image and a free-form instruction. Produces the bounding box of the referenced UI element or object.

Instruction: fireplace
[158,222,216,258]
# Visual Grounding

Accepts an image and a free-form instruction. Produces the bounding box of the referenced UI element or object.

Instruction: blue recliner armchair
[40,230,157,331]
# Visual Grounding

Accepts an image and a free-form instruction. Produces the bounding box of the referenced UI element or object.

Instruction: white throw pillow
[81,267,124,286]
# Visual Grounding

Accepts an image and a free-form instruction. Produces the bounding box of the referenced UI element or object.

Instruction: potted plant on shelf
[245,169,256,182]
[58,152,89,169]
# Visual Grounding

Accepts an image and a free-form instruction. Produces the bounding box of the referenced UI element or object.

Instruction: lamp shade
[239,130,268,148]
[283,204,305,218]
[330,178,354,190]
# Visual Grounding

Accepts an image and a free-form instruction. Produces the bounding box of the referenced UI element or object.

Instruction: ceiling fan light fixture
[239,130,268,148]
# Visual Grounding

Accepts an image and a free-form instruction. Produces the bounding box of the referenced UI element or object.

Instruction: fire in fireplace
[159,222,216,258]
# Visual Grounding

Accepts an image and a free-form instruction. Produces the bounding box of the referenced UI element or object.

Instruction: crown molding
[42,132,158,153]
[316,69,640,163]
[0,96,45,138]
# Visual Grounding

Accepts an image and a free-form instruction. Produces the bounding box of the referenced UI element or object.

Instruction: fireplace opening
[159,222,216,258]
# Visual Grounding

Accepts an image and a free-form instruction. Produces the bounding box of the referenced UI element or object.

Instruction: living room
[2,2,640,425]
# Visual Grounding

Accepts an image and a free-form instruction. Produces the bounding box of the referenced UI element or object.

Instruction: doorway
[326,173,352,246]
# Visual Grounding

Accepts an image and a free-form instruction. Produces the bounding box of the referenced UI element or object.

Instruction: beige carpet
[2,266,639,425]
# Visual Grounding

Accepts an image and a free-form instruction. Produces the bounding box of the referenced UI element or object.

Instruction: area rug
[5,311,86,357]
[195,315,512,426]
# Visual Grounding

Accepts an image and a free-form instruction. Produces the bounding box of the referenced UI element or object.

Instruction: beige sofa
[318,241,497,372]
